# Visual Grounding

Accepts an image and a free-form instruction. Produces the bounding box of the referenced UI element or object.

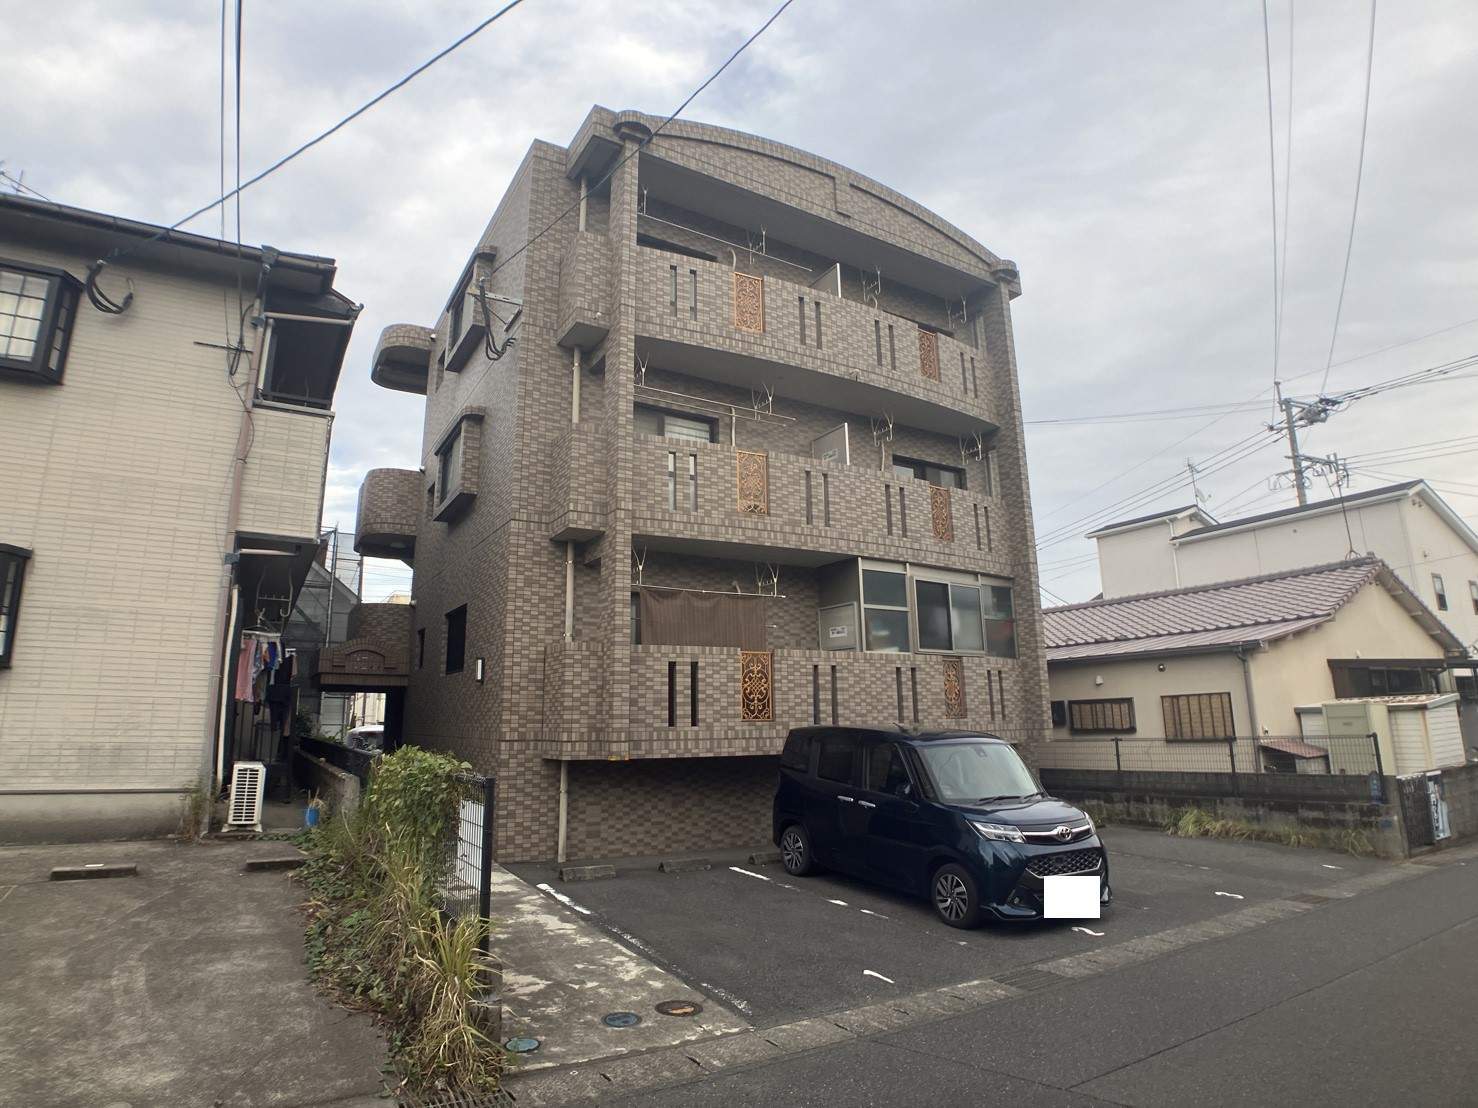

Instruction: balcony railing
[634,245,994,431]
[632,435,1006,568]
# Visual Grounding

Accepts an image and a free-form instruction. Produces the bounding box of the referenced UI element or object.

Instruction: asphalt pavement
[600,850,1478,1106]
[509,826,1387,1026]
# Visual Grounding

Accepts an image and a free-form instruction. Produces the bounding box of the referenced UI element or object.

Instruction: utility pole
[1186,459,1206,506]
[1275,382,1307,506]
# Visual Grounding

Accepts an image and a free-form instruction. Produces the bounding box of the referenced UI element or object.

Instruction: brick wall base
[564,756,778,861]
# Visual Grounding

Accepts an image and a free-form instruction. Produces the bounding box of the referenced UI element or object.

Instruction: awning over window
[639,587,768,650]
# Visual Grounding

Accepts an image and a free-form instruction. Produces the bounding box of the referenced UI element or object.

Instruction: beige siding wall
[1048,652,1251,741]
[1396,497,1478,651]
[1247,582,1446,735]
[0,239,292,795]
[1095,521,1184,598]
[237,404,332,540]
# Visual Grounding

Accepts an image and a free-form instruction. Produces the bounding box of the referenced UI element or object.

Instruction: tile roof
[1044,558,1382,662]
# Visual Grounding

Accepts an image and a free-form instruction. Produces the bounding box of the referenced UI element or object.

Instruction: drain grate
[995,966,1066,993]
[603,1011,642,1028]
[655,999,703,1017]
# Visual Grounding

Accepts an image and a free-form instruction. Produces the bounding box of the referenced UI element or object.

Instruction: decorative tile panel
[735,450,769,514]
[740,650,774,721]
[733,271,765,333]
[918,327,940,381]
[930,484,954,542]
[942,657,966,718]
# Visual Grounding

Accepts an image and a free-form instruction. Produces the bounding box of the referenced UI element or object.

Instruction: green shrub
[299,745,499,1099]
[1162,805,1375,857]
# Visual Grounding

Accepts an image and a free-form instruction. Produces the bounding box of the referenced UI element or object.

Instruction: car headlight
[1083,815,1095,836]
[969,820,1025,843]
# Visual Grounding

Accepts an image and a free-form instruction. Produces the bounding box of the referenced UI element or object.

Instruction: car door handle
[857,800,877,809]
[837,795,855,803]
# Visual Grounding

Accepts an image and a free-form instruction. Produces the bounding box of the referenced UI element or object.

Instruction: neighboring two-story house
[0,195,357,841]
[346,106,1048,862]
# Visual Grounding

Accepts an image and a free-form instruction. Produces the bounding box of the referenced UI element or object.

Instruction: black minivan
[772,726,1111,927]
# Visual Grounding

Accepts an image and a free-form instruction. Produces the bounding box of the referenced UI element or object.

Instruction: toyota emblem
[1052,825,1074,842]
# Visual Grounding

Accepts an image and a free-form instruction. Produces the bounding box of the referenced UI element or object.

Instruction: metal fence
[444,772,497,953]
[1037,733,1384,777]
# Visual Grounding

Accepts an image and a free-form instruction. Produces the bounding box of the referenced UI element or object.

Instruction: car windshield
[916,741,1039,804]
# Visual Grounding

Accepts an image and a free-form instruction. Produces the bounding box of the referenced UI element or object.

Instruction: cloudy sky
[7,0,1477,604]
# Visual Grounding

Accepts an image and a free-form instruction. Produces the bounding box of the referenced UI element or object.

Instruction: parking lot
[508,825,1387,1028]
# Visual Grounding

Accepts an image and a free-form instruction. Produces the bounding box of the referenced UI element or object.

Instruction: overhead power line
[1260,0,1282,389]
[485,0,798,286]
[1318,0,1379,395]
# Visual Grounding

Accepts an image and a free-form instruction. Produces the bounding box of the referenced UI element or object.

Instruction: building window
[983,582,1015,657]
[1162,692,1235,739]
[891,455,966,490]
[444,605,467,675]
[1433,573,1448,611]
[1068,698,1135,734]
[0,261,81,385]
[862,568,910,652]
[436,427,463,502]
[630,592,641,644]
[1470,580,1478,616]
[634,403,717,443]
[416,627,426,670]
[0,544,30,667]
[914,579,984,652]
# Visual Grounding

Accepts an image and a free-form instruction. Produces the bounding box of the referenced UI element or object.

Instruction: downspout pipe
[571,347,581,424]
[1236,645,1261,741]
[556,760,569,863]
[1167,517,1182,589]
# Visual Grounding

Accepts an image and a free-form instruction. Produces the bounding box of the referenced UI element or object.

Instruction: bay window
[0,260,81,385]
[0,544,29,668]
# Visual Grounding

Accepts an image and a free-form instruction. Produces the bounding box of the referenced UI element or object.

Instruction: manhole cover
[503,1036,541,1054]
[603,1011,642,1028]
[655,1000,702,1017]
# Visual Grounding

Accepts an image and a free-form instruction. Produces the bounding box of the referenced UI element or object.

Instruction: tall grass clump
[1163,805,1375,857]
[299,746,501,1100]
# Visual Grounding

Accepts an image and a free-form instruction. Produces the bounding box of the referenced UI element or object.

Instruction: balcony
[370,323,434,396]
[629,435,1012,573]
[317,602,413,692]
[548,421,609,542]
[236,403,332,543]
[539,644,1023,758]
[633,245,997,438]
[355,468,421,563]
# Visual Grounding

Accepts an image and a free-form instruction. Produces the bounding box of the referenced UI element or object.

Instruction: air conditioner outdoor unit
[225,761,266,833]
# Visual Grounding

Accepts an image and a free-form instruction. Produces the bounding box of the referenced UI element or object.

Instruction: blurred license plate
[1044,875,1100,919]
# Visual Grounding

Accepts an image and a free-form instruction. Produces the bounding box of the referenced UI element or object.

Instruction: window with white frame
[1433,573,1449,611]
[914,579,984,652]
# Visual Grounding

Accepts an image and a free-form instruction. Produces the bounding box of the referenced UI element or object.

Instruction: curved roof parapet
[370,323,434,395]
[565,106,1015,295]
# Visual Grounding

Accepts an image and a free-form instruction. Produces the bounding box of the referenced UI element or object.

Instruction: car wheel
[931,863,983,929]
[779,824,816,876]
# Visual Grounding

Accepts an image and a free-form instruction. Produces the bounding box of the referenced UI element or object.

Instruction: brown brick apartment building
[351,107,1049,862]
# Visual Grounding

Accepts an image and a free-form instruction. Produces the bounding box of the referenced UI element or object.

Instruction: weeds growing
[299,747,502,1100]
[1163,806,1376,857]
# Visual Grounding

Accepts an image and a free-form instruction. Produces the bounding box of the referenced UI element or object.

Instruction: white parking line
[863,969,895,983]
[1214,891,1245,899]
[535,883,592,915]
[729,866,772,881]
[1071,926,1105,937]
[1321,864,1343,870]
[859,908,890,920]
[826,898,849,907]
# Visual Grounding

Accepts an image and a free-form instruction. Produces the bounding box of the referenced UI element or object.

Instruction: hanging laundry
[234,636,256,702]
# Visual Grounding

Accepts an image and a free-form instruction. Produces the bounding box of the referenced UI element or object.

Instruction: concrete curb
[241,855,306,873]
[559,863,616,882]
[50,863,138,881]
[657,858,712,874]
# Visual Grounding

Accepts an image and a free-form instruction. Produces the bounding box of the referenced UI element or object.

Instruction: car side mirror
[895,780,913,800]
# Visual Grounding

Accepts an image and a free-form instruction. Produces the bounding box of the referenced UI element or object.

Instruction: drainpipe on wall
[214,583,240,792]
[1167,518,1182,588]
[1236,646,1261,738]
[570,347,581,424]
[564,542,575,642]
[556,760,569,863]
[577,176,588,233]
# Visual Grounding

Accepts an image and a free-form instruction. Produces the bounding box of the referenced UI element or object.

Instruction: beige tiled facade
[366,108,1050,862]
[0,199,353,840]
